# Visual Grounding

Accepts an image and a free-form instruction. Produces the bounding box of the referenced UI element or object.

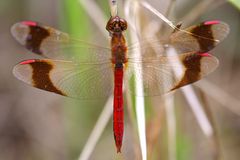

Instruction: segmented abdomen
[113,67,124,153]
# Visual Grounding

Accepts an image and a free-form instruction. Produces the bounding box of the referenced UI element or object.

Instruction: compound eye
[120,22,127,31]
[109,24,114,30]
[119,19,127,31]
[106,23,114,32]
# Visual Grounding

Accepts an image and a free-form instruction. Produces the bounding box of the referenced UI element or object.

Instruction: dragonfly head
[106,16,127,35]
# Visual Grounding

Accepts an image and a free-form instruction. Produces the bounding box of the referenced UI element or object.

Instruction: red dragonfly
[11,16,229,152]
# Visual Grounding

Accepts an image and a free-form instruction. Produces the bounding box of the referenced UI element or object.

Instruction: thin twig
[140,1,219,43]
[140,1,176,29]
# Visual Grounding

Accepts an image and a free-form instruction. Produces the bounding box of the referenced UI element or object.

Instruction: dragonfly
[11,16,229,152]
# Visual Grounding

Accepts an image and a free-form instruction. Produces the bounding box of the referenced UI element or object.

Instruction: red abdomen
[113,67,124,152]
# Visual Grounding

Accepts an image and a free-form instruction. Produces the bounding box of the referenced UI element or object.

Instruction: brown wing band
[26,24,50,55]
[30,60,66,96]
[171,54,202,91]
[191,24,215,52]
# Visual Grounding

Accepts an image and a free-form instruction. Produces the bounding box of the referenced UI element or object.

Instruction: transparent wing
[13,59,114,99]
[127,38,167,59]
[11,21,111,63]
[170,21,230,53]
[125,52,218,96]
[127,21,229,59]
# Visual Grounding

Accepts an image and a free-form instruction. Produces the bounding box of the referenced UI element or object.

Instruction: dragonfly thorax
[111,32,127,65]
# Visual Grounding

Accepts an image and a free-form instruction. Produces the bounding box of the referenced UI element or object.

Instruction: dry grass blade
[78,96,113,160]
[139,1,178,159]
[181,86,214,136]
[76,1,114,159]
[125,1,147,159]
[165,95,177,160]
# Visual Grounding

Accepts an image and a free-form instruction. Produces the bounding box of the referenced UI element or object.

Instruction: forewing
[126,52,218,96]
[127,21,229,58]
[13,59,114,99]
[11,21,111,62]
[170,21,229,53]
